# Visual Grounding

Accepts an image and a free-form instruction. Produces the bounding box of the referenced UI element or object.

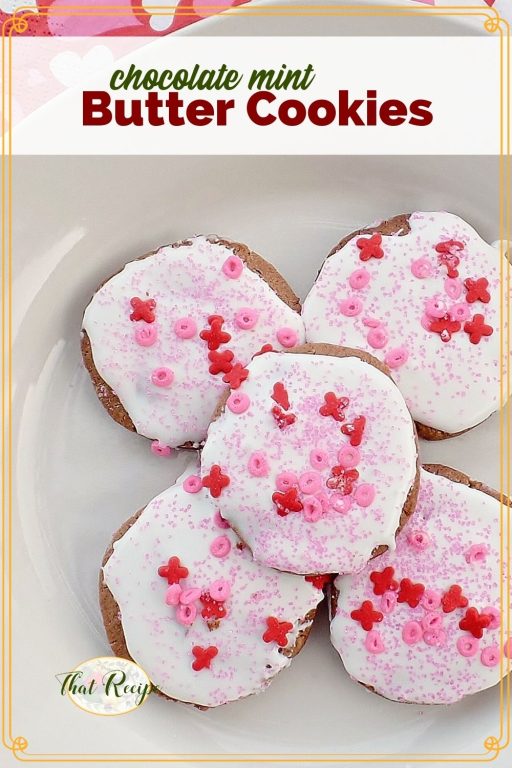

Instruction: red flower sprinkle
[253,343,274,357]
[200,316,231,351]
[272,487,303,516]
[272,382,290,411]
[305,574,332,590]
[463,314,493,344]
[202,465,230,498]
[130,297,156,323]
[271,406,297,430]
[397,578,425,608]
[191,645,218,671]
[340,416,366,447]
[222,363,249,389]
[356,233,384,262]
[208,349,234,375]
[319,392,350,422]
[429,314,461,343]
[459,607,492,639]
[200,593,228,620]
[435,240,464,278]
[157,556,188,585]
[262,616,294,647]
[350,600,383,631]
[370,567,398,596]
[326,466,359,494]
[464,277,491,304]
[441,584,469,613]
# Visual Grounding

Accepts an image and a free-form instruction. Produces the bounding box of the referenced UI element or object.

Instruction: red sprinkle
[340,416,366,447]
[356,233,384,262]
[305,574,332,590]
[459,607,492,639]
[262,616,294,647]
[429,314,461,343]
[202,465,230,498]
[272,382,290,411]
[464,277,491,304]
[200,593,227,620]
[350,600,383,631]
[222,363,249,389]
[319,392,350,422]
[200,316,231,351]
[191,645,218,671]
[271,405,297,430]
[253,343,274,357]
[130,297,156,323]
[370,567,398,596]
[464,314,493,344]
[157,556,188,585]
[435,240,464,278]
[272,487,303,516]
[208,349,234,375]
[441,584,469,613]
[397,578,425,608]
[326,466,359,494]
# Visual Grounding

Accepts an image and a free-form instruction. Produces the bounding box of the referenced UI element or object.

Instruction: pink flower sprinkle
[425,296,448,319]
[151,440,172,457]
[174,317,197,339]
[330,493,352,515]
[444,277,463,300]
[449,303,470,323]
[381,591,397,615]
[337,445,361,469]
[348,267,370,290]
[176,603,197,626]
[422,589,441,611]
[315,491,330,513]
[365,630,385,654]
[227,391,251,414]
[275,471,298,491]
[151,367,174,387]
[481,645,500,668]
[423,628,446,647]
[384,346,409,369]
[310,449,329,470]
[482,606,501,630]
[354,483,376,508]
[407,529,431,551]
[209,579,231,602]
[303,496,323,523]
[222,254,243,279]
[402,621,423,645]
[421,612,443,631]
[465,543,489,564]
[367,326,388,349]
[134,324,158,346]
[276,327,298,348]
[183,475,202,494]
[339,296,363,317]
[298,471,322,495]
[457,636,480,657]
[248,451,270,477]
[411,257,433,279]
[165,584,182,606]
[210,535,231,558]
[235,307,259,330]
[213,509,230,529]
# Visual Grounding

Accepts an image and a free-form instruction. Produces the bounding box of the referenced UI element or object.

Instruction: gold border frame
[1,3,510,763]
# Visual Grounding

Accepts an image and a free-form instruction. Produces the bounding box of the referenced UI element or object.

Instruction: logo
[57,656,153,715]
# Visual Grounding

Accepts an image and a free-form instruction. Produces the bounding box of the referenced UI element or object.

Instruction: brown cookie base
[209,342,421,573]
[82,236,302,448]
[99,508,319,709]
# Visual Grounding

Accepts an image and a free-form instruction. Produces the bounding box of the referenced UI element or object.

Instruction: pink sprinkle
[174,317,197,339]
[310,449,329,470]
[135,324,158,346]
[457,636,480,657]
[381,591,397,615]
[402,621,423,645]
[180,587,202,605]
[165,584,182,606]
[150,440,172,457]
[482,606,501,630]
[276,327,298,348]
[407,529,431,551]
[330,493,352,515]
[445,277,463,300]
[176,603,197,626]
[303,496,323,523]
[425,296,448,319]
[362,316,381,328]
[465,543,489,564]
[227,392,250,414]
[213,509,230,529]
[235,307,259,330]
[315,491,330,513]
[339,296,363,317]
[481,645,500,668]
[222,254,243,279]
[421,612,443,631]
[367,326,388,350]
[298,471,322,495]
[449,303,470,323]
[248,451,270,477]
[210,535,231,558]
[385,346,409,369]
[209,579,231,602]
[423,628,446,647]
[354,483,375,507]
[411,257,433,279]
[348,267,370,290]
[338,445,361,469]
[421,313,433,332]
[422,589,441,611]
[504,639,512,658]
[365,630,385,654]
[275,471,298,491]
[183,475,202,494]
[151,367,174,387]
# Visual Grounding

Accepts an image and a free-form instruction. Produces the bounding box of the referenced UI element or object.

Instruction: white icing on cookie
[102,464,322,708]
[83,236,305,447]
[330,468,510,704]
[200,349,418,575]
[302,212,510,434]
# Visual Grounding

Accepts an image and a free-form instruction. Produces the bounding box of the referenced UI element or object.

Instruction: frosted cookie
[330,465,511,705]
[100,465,323,709]
[82,235,304,449]
[302,212,509,439]
[200,343,419,575]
